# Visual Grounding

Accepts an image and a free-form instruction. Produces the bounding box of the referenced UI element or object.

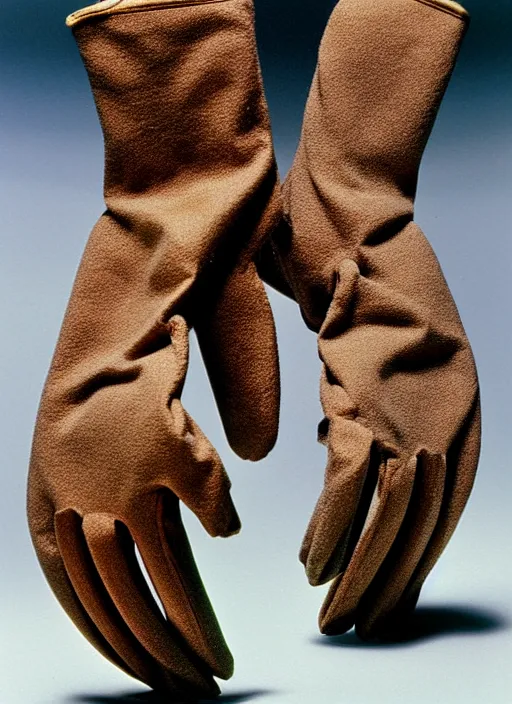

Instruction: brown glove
[262,0,481,640]
[27,0,280,696]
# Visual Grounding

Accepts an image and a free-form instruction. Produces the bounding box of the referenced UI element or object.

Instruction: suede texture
[262,0,481,640]
[27,0,483,692]
[27,0,281,697]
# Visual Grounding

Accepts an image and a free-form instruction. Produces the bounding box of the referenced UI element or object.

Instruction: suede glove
[262,0,481,640]
[27,0,280,696]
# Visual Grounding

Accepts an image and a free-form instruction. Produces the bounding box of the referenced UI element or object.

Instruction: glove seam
[66,0,232,28]
[413,0,469,21]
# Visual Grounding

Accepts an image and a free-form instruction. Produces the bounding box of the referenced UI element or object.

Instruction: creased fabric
[262,0,481,640]
[27,0,280,696]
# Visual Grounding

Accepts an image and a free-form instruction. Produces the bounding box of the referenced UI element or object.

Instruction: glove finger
[194,262,280,462]
[319,453,417,635]
[299,416,374,586]
[386,393,482,625]
[55,509,162,689]
[28,495,134,678]
[130,491,233,680]
[354,451,446,640]
[80,511,220,697]
[167,397,241,539]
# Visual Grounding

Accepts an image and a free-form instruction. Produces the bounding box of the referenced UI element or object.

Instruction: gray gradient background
[1,0,510,702]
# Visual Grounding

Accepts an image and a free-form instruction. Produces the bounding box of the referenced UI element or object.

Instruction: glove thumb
[194,261,279,462]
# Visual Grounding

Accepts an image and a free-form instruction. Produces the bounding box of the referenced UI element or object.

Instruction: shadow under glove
[27,0,281,697]
[262,0,480,640]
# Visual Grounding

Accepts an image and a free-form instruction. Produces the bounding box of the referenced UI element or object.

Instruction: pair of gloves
[27,0,481,698]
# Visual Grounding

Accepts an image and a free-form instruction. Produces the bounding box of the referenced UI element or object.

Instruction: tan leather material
[27,0,280,695]
[264,0,481,639]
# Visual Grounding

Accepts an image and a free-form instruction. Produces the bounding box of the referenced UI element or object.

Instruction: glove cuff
[66,0,229,28]
[414,0,468,21]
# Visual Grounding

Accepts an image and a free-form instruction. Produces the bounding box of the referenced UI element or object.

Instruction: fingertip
[196,483,241,540]
[215,502,242,539]
[229,422,278,463]
[319,609,355,637]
